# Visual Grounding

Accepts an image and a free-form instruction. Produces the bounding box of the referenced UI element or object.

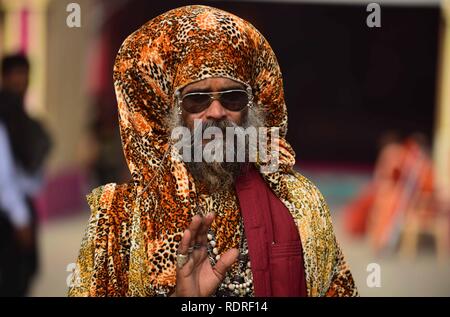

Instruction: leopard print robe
[68,5,358,297]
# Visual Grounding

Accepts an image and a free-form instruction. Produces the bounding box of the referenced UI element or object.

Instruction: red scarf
[236,167,307,297]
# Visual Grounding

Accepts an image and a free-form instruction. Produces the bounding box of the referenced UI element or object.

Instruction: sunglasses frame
[175,86,254,114]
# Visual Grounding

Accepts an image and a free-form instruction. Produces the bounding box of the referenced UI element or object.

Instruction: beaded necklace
[209,218,254,297]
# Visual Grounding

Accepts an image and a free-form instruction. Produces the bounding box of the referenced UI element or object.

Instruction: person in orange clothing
[68,5,358,297]
[343,132,404,237]
[368,134,431,254]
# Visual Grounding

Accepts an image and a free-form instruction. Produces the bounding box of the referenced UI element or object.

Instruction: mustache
[191,119,240,134]
[188,119,242,147]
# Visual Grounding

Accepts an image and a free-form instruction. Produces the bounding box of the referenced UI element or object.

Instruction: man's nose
[204,99,227,120]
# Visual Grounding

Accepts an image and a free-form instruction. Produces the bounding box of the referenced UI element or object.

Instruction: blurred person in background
[343,130,442,256]
[395,135,450,261]
[0,54,51,296]
[368,133,432,253]
[343,131,404,237]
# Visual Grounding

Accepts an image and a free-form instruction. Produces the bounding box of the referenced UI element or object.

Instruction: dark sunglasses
[176,87,253,114]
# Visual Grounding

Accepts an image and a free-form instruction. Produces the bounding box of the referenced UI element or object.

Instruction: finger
[186,215,206,265]
[195,213,214,246]
[177,229,191,255]
[190,244,208,266]
[191,215,212,261]
[178,254,195,278]
[188,215,203,247]
[212,248,239,281]
[191,213,214,263]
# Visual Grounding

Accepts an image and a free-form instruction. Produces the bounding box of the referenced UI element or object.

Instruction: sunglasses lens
[220,91,249,111]
[180,90,250,113]
[181,94,211,113]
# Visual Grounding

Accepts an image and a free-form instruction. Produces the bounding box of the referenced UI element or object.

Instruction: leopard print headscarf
[69,5,357,297]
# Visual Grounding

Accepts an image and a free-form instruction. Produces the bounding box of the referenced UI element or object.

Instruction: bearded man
[68,5,357,297]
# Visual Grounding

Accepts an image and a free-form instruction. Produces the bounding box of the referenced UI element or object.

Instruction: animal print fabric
[68,5,357,297]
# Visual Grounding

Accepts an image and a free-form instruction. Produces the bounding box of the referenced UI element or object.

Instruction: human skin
[172,77,248,297]
[180,77,247,130]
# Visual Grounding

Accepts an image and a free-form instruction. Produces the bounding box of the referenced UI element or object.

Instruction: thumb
[212,248,239,281]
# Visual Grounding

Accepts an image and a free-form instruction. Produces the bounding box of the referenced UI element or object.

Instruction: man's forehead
[181,77,245,94]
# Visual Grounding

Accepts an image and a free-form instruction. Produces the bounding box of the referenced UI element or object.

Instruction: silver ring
[176,253,189,269]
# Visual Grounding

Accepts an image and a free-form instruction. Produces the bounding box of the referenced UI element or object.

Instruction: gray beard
[167,107,264,193]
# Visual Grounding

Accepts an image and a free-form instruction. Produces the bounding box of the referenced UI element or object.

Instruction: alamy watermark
[366,262,382,288]
[66,262,81,288]
[66,3,380,29]
[366,3,381,28]
[66,3,81,28]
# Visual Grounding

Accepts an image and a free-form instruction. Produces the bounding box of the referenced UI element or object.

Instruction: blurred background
[0,0,449,296]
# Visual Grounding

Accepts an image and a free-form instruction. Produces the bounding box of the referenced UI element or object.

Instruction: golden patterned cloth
[68,5,358,297]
